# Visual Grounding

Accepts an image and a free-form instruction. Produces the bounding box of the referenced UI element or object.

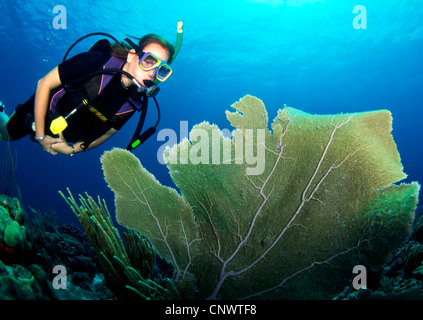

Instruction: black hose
[62,32,119,62]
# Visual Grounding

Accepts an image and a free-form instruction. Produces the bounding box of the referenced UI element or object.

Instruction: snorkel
[172,20,184,65]
[147,20,183,87]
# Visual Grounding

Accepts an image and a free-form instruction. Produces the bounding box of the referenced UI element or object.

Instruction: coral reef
[336,212,423,299]
[29,210,97,277]
[0,194,113,300]
[100,95,419,299]
[0,142,18,197]
[27,208,114,299]
[0,194,49,299]
[59,190,178,300]
[1,95,421,300]
[0,261,49,299]
[0,195,30,265]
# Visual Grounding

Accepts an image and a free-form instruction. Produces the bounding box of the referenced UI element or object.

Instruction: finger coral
[101,95,419,299]
[59,190,178,300]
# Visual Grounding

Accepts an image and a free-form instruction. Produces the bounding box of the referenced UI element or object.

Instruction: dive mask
[138,51,173,82]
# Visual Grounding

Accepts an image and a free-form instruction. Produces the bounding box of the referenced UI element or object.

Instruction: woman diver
[0,23,183,156]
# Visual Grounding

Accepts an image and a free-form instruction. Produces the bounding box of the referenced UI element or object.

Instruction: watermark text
[353,5,367,29]
[157,121,266,176]
[52,5,67,29]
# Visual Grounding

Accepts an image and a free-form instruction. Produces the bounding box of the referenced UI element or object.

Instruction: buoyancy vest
[48,56,143,145]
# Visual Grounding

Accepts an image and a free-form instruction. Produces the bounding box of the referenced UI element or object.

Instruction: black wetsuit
[7,47,135,144]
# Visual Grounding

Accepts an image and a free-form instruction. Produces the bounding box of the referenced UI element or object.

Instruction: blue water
[0,0,422,225]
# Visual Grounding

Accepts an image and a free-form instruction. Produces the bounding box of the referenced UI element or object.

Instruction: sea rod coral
[100,95,419,299]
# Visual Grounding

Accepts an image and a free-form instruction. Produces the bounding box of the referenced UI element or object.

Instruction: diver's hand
[51,141,82,156]
[38,135,64,155]
[50,141,74,155]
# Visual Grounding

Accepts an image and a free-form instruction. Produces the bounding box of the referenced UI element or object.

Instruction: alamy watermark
[157,121,266,176]
[51,5,367,33]
[352,265,367,290]
[353,5,367,29]
[52,264,67,289]
[52,5,67,29]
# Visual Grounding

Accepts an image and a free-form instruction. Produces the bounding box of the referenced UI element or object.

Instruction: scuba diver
[0,22,183,156]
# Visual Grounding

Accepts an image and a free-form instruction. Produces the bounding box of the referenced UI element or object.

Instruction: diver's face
[125,43,170,87]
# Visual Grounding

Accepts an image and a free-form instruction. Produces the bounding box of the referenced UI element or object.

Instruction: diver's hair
[111,33,175,64]
[111,43,131,60]
[138,33,175,64]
